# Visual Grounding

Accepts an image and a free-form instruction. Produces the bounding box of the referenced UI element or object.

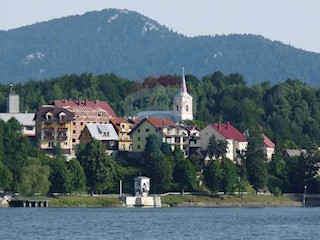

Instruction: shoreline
[0,194,308,208]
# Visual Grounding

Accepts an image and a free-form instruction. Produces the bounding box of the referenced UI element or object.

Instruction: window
[64,142,68,146]
[176,105,179,111]
[138,137,141,141]
[175,137,180,143]
[80,122,84,126]
[46,113,53,121]
[138,129,140,133]
[186,105,189,111]
[26,126,33,131]
[146,128,150,132]
[73,122,76,126]
[48,142,53,148]
[110,141,115,146]
[72,139,76,143]
[137,145,140,150]
[73,130,76,134]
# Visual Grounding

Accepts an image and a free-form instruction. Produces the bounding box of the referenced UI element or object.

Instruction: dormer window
[102,132,109,137]
[59,112,66,122]
[46,112,53,121]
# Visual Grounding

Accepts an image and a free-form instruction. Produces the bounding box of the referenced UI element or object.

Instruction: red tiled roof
[146,117,174,128]
[53,99,117,117]
[210,122,247,142]
[262,133,275,148]
[110,117,140,130]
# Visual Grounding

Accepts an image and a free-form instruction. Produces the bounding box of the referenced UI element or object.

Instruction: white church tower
[173,68,193,122]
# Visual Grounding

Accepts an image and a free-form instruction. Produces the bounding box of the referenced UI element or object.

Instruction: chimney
[162,119,165,126]
[218,122,221,129]
[227,122,230,129]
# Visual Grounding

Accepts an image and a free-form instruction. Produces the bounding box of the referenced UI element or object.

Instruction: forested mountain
[1,8,320,85]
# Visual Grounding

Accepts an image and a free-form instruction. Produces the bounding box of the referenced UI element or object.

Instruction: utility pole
[303,185,307,207]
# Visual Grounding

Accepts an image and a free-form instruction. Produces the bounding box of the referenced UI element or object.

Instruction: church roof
[136,111,175,121]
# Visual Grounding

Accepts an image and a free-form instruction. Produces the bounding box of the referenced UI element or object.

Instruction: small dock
[9,199,49,207]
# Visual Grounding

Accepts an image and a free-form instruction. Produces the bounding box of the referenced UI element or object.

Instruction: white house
[200,122,247,161]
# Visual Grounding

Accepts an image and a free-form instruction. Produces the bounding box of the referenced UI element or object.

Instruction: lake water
[0,207,319,239]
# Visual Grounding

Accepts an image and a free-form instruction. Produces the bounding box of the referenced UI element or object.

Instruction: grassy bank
[161,194,302,207]
[47,196,122,207]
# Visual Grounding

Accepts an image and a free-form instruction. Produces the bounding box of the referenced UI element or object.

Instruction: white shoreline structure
[120,176,162,207]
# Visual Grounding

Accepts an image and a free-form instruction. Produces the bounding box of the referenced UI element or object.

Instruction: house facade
[262,134,276,161]
[130,117,174,152]
[110,117,139,151]
[53,99,117,150]
[34,106,74,155]
[200,122,248,161]
[79,123,119,157]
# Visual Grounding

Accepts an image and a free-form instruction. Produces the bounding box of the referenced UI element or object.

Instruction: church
[136,68,193,122]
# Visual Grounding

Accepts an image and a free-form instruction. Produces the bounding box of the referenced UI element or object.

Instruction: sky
[1,0,320,53]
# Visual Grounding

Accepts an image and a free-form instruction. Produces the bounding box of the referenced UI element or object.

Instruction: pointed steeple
[180,67,187,93]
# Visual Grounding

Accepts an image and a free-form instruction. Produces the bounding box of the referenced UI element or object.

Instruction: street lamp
[303,185,307,207]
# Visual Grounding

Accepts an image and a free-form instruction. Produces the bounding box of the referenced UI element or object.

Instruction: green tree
[0,161,13,193]
[18,157,50,196]
[244,126,268,192]
[77,140,117,194]
[49,157,72,194]
[208,134,228,159]
[144,134,172,193]
[220,159,237,194]
[173,158,197,193]
[67,159,86,193]
[203,160,222,193]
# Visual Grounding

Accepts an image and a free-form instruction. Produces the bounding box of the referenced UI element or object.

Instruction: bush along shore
[160,194,303,208]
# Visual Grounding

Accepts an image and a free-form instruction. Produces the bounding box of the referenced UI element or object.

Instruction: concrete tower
[173,68,193,122]
[8,84,19,113]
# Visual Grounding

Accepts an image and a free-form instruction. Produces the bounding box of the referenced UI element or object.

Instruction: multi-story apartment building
[53,99,117,151]
[34,106,75,155]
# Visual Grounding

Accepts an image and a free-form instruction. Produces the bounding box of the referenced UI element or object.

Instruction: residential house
[183,125,201,156]
[243,130,276,161]
[0,113,36,142]
[130,117,174,152]
[79,123,119,157]
[110,117,140,151]
[34,106,74,155]
[262,134,276,161]
[53,99,117,150]
[200,122,248,161]
[130,117,198,156]
[284,149,307,158]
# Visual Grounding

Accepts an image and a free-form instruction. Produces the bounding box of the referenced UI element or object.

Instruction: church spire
[181,67,187,93]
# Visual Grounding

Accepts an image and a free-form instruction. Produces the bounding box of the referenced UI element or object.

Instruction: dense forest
[1,8,320,85]
[1,71,320,195]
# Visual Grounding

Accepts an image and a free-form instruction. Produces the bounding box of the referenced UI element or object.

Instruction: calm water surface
[0,207,319,240]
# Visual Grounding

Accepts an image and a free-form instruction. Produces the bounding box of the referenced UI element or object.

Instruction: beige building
[34,106,74,155]
[110,117,140,151]
[53,99,117,151]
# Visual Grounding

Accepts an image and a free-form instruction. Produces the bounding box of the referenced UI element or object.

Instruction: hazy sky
[1,0,319,53]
